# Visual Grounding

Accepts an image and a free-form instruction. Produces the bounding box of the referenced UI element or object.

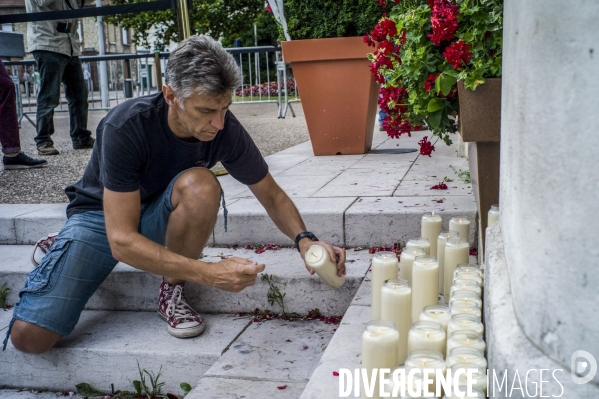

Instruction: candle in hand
[437,231,459,296]
[399,247,426,286]
[411,256,439,323]
[381,279,412,365]
[371,251,399,320]
[444,238,469,300]
[406,237,431,256]
[407,321,447,358]
[421,212,442,258]
[449,216,471,242]
[305,245,345,289]
[362,321,400,398]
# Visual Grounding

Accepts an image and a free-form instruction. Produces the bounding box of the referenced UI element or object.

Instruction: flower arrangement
[365,0,503,156]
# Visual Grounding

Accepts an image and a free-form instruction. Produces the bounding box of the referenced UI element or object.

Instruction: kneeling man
[4,35,345,353]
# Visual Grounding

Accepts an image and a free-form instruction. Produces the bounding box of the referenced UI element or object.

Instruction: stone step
[0,195,477,247]
[0,308,250,394]
[0,246,372,316]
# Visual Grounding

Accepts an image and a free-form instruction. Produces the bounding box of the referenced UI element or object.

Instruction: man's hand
[204,257,266,293]
[299,240,346,277]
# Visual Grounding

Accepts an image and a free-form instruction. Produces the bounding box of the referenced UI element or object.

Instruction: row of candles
[361,209,498,399]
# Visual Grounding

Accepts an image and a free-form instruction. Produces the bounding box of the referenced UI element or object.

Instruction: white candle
[451,363,488,395]
[420,305,451,334]
[407,321,446,358]
[362,321,400,399]
[447,313,484,337]
[421,212,442,257]
[446,331,486,355]
[305,245,345,288]
[444,238,469,300]
[450,280,482,298]
[381,279,412,366]
[406,237,431,256]
[488,204,499,226]
[411,256,439,323]
[453,264,482,280]
[399,247,426,286]
[449,216,471,242]
[454,272,483,288]
[405,350,447,394]
[437,231,459,296]
[371,251,399,320]
[446,347,488,369]
[443,388,486,399]
[449,291,482,310]
[449,300,482,318]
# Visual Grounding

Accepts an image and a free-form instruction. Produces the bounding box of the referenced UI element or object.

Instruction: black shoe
[73,137,95,150]
[3,152,48,170]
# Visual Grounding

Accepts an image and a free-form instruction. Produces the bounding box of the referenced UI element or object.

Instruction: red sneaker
[157,280,206,338]
[31,232,59,267]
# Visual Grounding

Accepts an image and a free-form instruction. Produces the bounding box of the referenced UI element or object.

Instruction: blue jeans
[33,51,92,147]
[3,172,180,348]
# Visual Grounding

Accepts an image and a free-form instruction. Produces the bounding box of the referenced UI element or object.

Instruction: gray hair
[165,35,241,107]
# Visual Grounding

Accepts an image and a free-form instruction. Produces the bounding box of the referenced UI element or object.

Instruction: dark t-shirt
[65,92,268,218]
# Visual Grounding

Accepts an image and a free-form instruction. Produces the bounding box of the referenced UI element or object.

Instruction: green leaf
[428,109,443,130]
[180,382,192,394]
[75,383,106,397]
[427,98,444,113]
[133,380,142,395]
[439,74,457,96]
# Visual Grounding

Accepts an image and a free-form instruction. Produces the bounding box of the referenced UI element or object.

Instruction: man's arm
[248,173,346,276]
[103,188,264,292]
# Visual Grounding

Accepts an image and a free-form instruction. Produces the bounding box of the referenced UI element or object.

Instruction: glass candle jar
[446,347,488,369]
[488,204,499,226]
[412,256,440,323]
[421,212,442,258]
[405,350,446,396]
[408,321,447,358]
[447,313,484,337]
[406,237,431,256]
[437,231,459,296]
[449,290,482,310]
[443,388,486,399]
[362,321,400,397]
[454,272,483,287]
[400,247,426,286]
[446,331,486,355]
[450,279,482,298]
[371,251,400,320]
[448,216,471,241]
[444,238,470,299]
[381,279,412,366]
[450,363,488,394]
[420,305,451,334]
[449,300,482,318]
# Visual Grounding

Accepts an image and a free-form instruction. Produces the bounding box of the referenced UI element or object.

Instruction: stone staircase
[0,130,478,398]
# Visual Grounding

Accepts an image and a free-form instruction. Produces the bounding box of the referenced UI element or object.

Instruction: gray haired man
[4,36,346,353]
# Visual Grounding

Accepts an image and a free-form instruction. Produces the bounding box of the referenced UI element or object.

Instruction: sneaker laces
[166,284,197,323]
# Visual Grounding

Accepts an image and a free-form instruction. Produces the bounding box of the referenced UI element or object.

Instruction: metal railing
[4,45,300,128]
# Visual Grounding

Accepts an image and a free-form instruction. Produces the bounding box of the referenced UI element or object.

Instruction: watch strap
[294,231,318,252]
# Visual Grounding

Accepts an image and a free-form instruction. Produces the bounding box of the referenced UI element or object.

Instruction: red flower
[382,115,412,139]
[363,34,375,47]
[430,182,448,190]
[470,247,478,256]
[424,73,437,93]
[427,0,459,46]
[443,40,472,69]
[378,85,407,114]
[265,4,272,13]
[418,136,435,156]
[370,16,397,42]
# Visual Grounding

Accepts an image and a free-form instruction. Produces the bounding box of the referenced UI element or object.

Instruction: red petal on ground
[333,371,340,376]
[277,385,288,390]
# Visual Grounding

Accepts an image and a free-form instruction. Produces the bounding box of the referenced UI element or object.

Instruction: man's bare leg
[11,321,62,354]
[163,168,221,284]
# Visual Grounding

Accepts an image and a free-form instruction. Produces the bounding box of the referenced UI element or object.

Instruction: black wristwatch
[294,231,319,252]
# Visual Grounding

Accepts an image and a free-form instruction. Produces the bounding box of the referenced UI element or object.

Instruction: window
[122,27,129,46]
[1,24,13,32]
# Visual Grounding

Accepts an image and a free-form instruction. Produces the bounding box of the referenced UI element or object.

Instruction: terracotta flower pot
[281,37,379,156]
[457,78,502,255]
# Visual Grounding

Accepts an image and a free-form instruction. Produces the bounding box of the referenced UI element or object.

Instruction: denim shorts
[3,169,217,349]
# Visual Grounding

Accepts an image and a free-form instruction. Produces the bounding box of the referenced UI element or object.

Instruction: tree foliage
[106,0,264,49]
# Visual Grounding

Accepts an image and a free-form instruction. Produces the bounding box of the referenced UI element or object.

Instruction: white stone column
[500,0,599,388]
